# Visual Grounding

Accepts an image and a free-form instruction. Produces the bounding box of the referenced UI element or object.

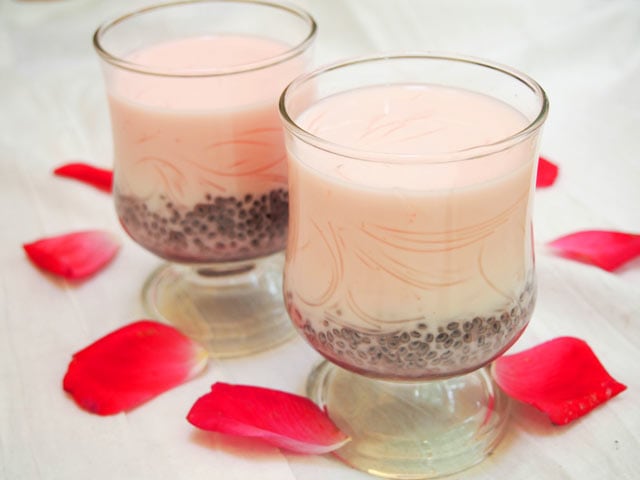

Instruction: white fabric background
[1,0,638,479]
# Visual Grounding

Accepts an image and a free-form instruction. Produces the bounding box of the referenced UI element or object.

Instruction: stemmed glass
[280,54,548,478]
[93,0,316,356]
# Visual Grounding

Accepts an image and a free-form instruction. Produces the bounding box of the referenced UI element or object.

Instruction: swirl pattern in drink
[284,83,538,380]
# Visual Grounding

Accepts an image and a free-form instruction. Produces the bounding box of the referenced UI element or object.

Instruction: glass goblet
[280,54,548,478]
[93,0,316,356]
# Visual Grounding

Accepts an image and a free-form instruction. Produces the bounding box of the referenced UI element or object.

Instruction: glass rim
[92,0,317,78]
[279,52,549,164]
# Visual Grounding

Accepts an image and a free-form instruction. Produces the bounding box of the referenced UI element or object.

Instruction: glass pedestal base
[307,361,510,479]
[142,252,293,357]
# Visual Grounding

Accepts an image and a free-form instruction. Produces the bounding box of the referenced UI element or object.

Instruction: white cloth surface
[1,0,639,479]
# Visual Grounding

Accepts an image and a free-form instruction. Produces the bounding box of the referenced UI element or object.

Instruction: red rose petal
[54,162,113,193]
[536,156,559,188]
[23,230,121,280]
[548,230,640,271]
[187,383,350,454]
[493,337,626,425]
[63,320,208,415]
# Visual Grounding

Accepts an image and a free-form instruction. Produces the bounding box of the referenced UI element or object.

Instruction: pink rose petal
[536,156,559,188]
[187,383,350,454]
[23,230,120,280]
[54,162,113,193]
[63,320,208,415]
[548,230,640,271]
[493,337,626,425]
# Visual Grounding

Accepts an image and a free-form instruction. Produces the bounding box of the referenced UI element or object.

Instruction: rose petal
[54,162,113,193]
[187,383,350,454]
[536,156,559,188]
[548,230,640,271]
[23,230,121,280]
[493,337,626,425]
[63,320,208,415]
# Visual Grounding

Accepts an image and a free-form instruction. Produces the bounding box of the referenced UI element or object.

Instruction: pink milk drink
[279,54,548,479]
[280,55,548,380]
[108,34,300,262]
[285,82,538,379]
[94,0,316,357]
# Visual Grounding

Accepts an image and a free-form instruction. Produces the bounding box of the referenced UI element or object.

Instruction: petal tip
[493,337,626,425]
[187,383,349,455]
[547,230,640,272]
[53,162,113,193]
[536,156,559,188]
[23,230,120,280]
[63,320,208,415]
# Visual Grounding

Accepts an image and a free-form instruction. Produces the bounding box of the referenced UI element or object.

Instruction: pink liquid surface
[285,84,539,378]
[107,35,306,262]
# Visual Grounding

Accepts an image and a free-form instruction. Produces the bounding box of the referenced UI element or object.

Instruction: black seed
[280,284,532,378]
